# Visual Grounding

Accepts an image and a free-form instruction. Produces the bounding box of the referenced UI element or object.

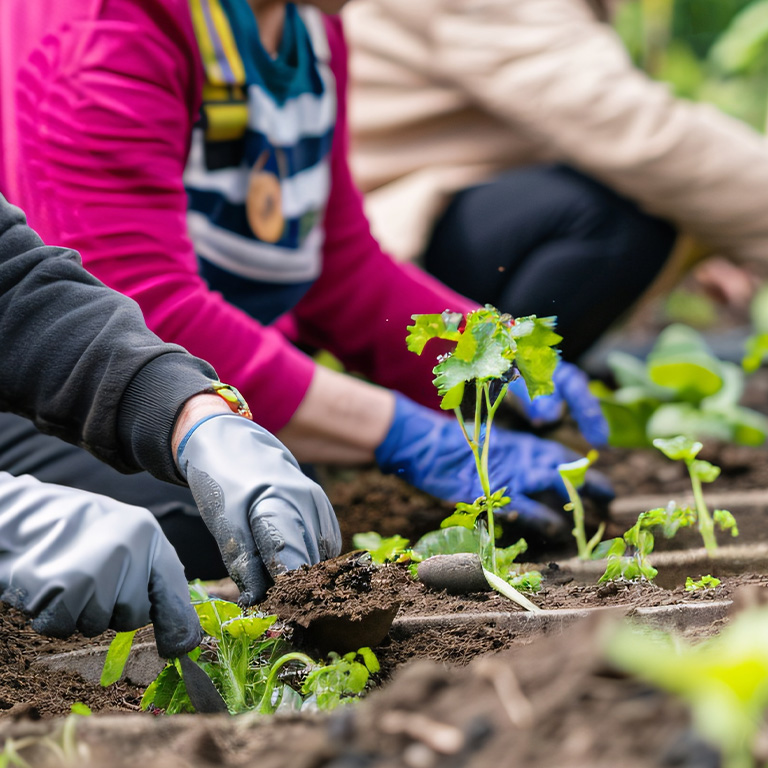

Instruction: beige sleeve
[431,0,768,262]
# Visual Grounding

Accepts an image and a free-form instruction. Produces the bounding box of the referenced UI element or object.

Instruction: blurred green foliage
[614,0,768,129]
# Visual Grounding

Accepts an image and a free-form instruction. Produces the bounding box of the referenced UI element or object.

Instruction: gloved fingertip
[579,418,610,448]
[526,395,565,424]
[500,496,570,541]
[154,606,203,659]
[584,469,616,502]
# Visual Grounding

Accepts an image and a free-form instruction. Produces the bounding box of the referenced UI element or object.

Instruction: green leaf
[685,575,722,591]
[557,452,596,489]
[646,403,732,444]
[647,325,723,400]
[508,570,542,593]
[69,702,92,716]
[141,664,183,711]
[690,459,721,483]
[714,509,740,537]
[653,435,703,463]
[100,630,136,687]
[194,599,242,640]
[411,526,482,561]
[439,381,465,410]
[405,312,462,355]
[357,647,380,674]
[709,0,768,74]
[510,316,561,398]
[352,532,411,564]
[222,615,277,640]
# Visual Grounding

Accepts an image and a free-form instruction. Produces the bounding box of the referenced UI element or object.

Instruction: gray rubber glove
[177,414,341,606]
[0,472,201,658]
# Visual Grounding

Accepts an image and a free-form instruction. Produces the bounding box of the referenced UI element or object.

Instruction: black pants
[0,412,228,580]
[424,165,677,361]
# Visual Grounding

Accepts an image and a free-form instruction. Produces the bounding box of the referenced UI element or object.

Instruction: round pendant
[247,169,284,243]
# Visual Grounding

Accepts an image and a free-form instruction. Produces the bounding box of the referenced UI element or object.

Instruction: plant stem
[256,652,315,714]
[688,464,717,553]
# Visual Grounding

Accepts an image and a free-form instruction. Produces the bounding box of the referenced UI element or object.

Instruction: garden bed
[4,371,768,765]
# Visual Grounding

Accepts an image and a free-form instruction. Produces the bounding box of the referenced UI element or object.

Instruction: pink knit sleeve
[291,17,476,411]
[11,0,314,433]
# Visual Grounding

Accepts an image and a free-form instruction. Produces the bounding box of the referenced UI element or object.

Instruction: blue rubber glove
[507,361,608,446]
[375,394,614,539]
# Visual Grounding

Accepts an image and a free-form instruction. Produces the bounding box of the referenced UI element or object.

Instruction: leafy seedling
[593,324,768,448]
[599,502,696,583]
[351,532,411,564]
[653,436,739,553]
[743,283,768,374]
[607,605,768,768]
[103,585,380,715]
[406,306,562,610]
[686,575,722,591]
[558,451,605,560]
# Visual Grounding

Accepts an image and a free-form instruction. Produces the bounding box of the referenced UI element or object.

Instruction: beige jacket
[344,0,768,266]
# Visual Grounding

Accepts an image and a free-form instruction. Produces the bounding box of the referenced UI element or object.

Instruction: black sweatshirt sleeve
[0,195,219,483]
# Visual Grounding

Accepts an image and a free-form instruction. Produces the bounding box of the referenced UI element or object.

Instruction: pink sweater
[0,0,473,433]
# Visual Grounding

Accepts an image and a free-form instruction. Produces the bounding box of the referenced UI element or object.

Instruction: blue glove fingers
[524,392,565,424]
[552,363,609,446]
[582,468,615,504]
[497,494,570,539]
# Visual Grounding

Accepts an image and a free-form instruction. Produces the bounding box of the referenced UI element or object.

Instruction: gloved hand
[177,414,341,606]
[0,472,200,659]
[507,361,608,446]
[375,394,614,539]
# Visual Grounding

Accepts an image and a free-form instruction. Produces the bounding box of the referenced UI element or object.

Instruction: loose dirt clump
[260,553,410,654]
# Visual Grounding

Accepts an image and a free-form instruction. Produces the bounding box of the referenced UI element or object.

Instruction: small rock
[417,554,490,594]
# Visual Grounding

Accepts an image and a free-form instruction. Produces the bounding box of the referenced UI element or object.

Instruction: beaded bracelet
[205,382,253,421]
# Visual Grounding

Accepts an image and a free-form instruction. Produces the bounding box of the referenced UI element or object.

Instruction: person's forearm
[276,366,395,464]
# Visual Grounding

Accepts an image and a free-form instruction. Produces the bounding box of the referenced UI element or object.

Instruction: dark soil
[0,617,715,768]
[0,603,144,720]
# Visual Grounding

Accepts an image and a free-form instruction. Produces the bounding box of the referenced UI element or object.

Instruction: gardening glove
[375,393,614,539]
[508,361,608,446]
[0,472,201,659]
[177,414,340,606]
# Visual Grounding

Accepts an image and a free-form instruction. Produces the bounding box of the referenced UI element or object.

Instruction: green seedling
[592,324,768,448]
[406,305,562,610]
[607,605,768,768]
[599,502,696,583]
[653,435,739,553]
[558,451,605,560]
[351,532,411,565]
[102,587,379,715]
[685,575,722,591]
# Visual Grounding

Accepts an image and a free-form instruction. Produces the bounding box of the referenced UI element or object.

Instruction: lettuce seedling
[607,606,768,768]
[593,324,768,448]
[406,306,561,610]
[558,451,605,559]
[743,284,768,373]
[653,436,739,553]
[102,588,379,715]
[685,575,721,591]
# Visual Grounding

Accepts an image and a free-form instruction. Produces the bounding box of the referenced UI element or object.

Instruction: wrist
[172,394,233,462]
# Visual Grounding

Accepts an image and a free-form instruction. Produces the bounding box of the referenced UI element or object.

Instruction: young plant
[686,575,722,592]
[653,436,739,553]
[607,605,768,768]
[558,451,605,560]
[351,532,412,565]
[406,306,561,609]
[102,589,379,715]
[592,324,768,448]
[599,502,695,583]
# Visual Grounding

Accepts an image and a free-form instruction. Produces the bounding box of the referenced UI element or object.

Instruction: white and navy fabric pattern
[184,1,335,324]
